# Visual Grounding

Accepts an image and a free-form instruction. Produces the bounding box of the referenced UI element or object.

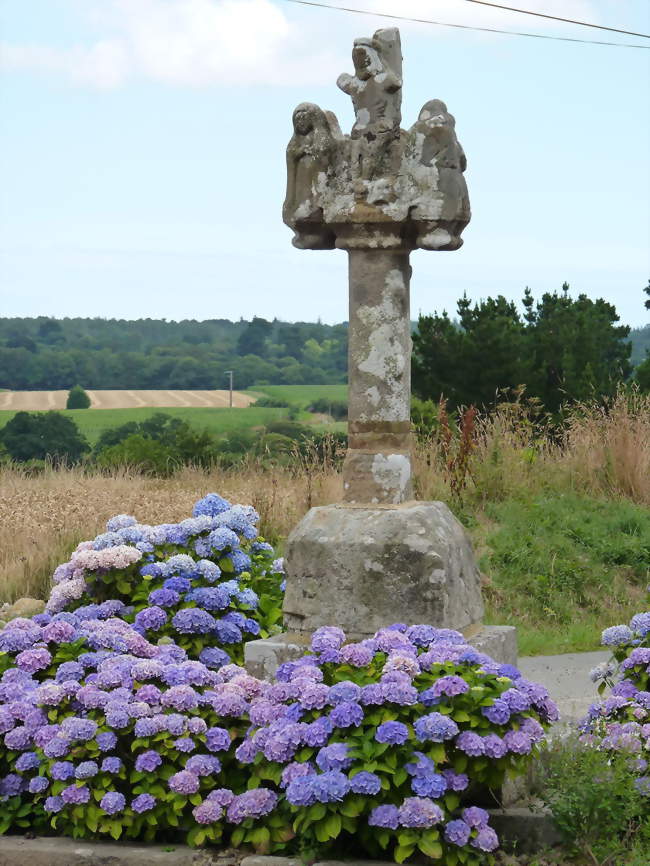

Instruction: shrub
[0,411,90,464]
[540,735,647,863]
[235,624,558,864]
[308,398,348,421]
[580,589,650,804]
[252,396,294,409]
[94,414,219,475]
[0,614,254,842]
[44,493,285,664]
[66,386,91,410]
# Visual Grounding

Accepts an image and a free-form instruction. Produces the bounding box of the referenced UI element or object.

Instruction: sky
[0,0,649,327]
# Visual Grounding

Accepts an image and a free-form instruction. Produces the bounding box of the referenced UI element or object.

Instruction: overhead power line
[281,0,650,49]
[465,1,649,39]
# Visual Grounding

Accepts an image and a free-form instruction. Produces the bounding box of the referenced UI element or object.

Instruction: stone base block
[244,633,311,681]
[283,501,485,640]
[470,625,518,667]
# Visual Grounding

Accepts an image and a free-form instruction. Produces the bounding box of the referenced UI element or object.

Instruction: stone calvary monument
[245,28,516,676]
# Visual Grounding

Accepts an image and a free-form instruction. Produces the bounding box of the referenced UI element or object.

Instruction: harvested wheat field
[0,390,255,411]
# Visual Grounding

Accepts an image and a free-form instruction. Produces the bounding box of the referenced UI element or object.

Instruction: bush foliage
[0,495,557,863]
[66,386,91,410]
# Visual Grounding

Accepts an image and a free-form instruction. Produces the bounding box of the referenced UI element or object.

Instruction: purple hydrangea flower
[135,751,162,773]
[16,647,52,674]
[411,773,448,798]
[75,761,99,779]
[15,751,40,772]
[329,701,364,728]
[602,625,634,646]
[186,754,221,776]
[340,643,374,667]
[349,771,381,795]
[482,698,511,725]
[445,819,472,846]
[172,609,217,634]
[169,770,200,794]
[312,770,350,803]
[51,761,74,781]
[193,799,223,824]
[503,730,533,755]
[100,791,126,815]
[62,784,91,804]
[376,721,409,745]
[226,788,277,823]
[482,733,508,759]
[414,712,459,743]
[369,804,399,829]
[205,726,231,752]
[28,776,49,794]
[316,743,352,772]
[398,797,444,828]
[455,731,485,756]
[132,793,157,813]
[472,826,499,852]
[428,675,470,698]
[463,806,490,828]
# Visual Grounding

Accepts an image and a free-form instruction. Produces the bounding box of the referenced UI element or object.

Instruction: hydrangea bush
[581,591,650,800]
[231,624,558,864]
[0,494,560,863]
[45,493,285,664]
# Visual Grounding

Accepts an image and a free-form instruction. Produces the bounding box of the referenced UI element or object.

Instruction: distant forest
[0,307,647,394]
[0,317,348,390]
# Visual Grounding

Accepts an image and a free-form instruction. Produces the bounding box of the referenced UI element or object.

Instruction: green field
[249,384,348,407]
[0,407,287,446]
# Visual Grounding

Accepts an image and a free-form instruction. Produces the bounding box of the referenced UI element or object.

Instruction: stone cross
[283,27,471,505]
[244,29,517,670]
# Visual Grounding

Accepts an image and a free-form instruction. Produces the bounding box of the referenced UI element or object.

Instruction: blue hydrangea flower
[414,712,459,743]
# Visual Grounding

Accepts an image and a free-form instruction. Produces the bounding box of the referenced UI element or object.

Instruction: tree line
[0,316,348,390]
[413,284,649,411]
[1,283,648,404]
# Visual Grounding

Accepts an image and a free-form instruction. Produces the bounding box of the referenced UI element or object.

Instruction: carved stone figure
[337,28,403,193]
[283,103,339,250]
[407,99,471,250]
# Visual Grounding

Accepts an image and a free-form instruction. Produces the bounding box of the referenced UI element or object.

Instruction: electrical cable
[465,1,649,39]
[281,0,650,49]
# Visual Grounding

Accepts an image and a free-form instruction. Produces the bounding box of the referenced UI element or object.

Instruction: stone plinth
[282,501,485,640]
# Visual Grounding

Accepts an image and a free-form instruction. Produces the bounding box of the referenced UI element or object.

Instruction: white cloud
[0,0,610,89]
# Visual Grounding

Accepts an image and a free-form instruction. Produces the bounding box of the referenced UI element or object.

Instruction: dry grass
[0,461,342,604]
[1,389,648,607]
[414,388,650,508]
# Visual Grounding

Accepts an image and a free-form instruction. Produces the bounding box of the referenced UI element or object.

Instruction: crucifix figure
[283,27,471,507]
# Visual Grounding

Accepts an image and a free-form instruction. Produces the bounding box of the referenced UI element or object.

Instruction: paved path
[518,650,610,724]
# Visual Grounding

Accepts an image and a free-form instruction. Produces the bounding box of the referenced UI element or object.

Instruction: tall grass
[414,389,650,507]
[1,390,648,657]
[0,458,342,604]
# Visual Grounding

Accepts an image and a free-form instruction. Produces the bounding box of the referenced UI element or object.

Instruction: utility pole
[225,371,233,408]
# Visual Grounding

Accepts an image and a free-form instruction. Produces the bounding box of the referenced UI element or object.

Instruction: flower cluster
[235,623,557,864]
[581,594,650,800]
[41,494,285,665]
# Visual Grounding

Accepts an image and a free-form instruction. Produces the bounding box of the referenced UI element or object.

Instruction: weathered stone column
[244,25,518,678]
[344,248,413,504]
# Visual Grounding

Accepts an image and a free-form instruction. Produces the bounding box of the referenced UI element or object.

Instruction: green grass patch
[475,493,650,655]
[0,407,287,446]
[249,384,348,408]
